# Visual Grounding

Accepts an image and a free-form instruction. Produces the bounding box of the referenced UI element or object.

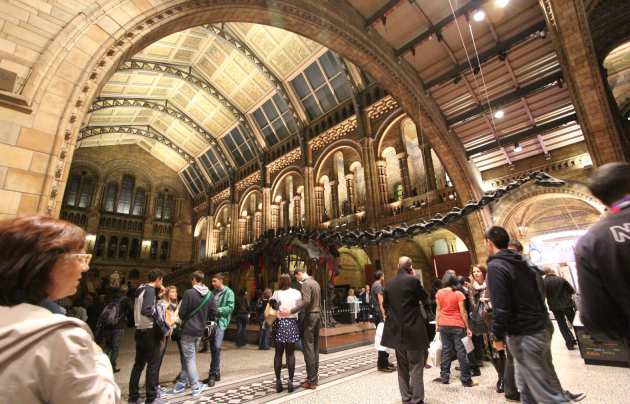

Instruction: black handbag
[172,293,212,342]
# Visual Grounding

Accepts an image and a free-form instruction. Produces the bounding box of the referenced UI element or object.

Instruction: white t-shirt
[272,288,302,319]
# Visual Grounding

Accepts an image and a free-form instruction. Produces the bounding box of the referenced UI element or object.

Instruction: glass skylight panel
[290,50,353,120]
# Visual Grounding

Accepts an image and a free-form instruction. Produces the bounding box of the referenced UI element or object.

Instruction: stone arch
[67,160,104,184]
[212,200,232,220]
[271,167,304,201]
[375,110,407,156]
[313,139,363,180]
[493,182,605,226]
[238,187,263,214]
[194,216,208,238]
[336,246,371,289]
[22,0,478,224]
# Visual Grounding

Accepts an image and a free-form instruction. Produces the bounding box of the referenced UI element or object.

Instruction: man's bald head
[399,256,413,273]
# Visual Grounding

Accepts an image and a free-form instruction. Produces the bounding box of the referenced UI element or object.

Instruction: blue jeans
[439,326,472,384]
[209,327,225,376]
[178,335,201,388]
[259,322,271,349]
[236,314,249,346]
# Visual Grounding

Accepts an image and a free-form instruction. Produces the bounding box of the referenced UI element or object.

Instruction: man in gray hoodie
[170,271,215,397]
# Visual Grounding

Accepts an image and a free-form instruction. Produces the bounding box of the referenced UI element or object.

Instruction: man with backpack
[170,271,215,397]
[129,270,166,404]
[96,288,131,373]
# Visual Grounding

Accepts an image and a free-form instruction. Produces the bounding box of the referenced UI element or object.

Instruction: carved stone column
[360,137,380,227]
[293,195,302,227]
[254,211,263,240]
[245,216,253,244]
[397,153,412,198]
[238,217,246,247]
[218,226,226,253]
[330,180,340,219]
[303,165,316,227]
[542,0,627,164]
[204,215,214,260]
[262,186,272,231]
[314,185,324,225]
[271,204,280,232]
[420,144,437,192]
[375,160,389,206]
[345,173,356,213]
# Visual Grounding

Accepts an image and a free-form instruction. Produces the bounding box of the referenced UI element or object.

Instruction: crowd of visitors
[0,162,628,404]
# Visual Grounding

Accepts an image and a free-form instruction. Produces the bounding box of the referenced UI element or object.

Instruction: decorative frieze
[211,188,231,206]
[365,95,399,120]
[310,117,358,152]
[267,147,302,176]
[236,171,261,193]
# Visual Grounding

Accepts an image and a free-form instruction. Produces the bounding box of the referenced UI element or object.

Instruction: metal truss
[88,97,234,170]
[78,125,195,163]
[118,60,263,158]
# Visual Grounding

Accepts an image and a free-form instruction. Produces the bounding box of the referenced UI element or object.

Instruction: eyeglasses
[65,253,92,265]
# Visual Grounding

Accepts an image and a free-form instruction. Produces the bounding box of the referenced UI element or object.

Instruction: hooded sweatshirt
[178,284,216,338]
[0,303,121,404]
[487,249,548,340]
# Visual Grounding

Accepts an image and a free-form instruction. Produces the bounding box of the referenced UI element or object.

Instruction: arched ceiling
[80,22,328,193]
[78,1,587,198]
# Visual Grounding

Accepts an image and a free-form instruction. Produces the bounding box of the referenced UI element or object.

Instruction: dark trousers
[103,328,124,368]
[129,329,162,403]
[507,329,570,404]
[395,348,426,404]
[258,322,271,349]
[552,308,577,348]
[439,326,472,384]
[377,350,391,369]
[302,312,321,384]
[236,314,249,347]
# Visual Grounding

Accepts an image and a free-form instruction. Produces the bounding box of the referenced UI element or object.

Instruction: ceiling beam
[78,125,195,163]
[466,113,578,157]
[118,59,264,155]
[365,0,405,26]
[447,71,563,126]
[204,24,308,129]
[425,21,547,88]
[89,97,236,171]
[395,0,483,57]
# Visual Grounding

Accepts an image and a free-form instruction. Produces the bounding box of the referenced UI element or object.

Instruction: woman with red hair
[0,216,120,403]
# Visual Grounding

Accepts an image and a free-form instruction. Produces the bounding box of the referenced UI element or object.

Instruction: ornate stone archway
[8,0,482,231]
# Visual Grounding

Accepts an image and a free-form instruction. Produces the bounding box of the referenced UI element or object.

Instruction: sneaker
[471,368,481,377]
[432,377,449,384]
[170,382,186,394]
[462,379,479,387]
[567,391,586,402]
[192,383,207,397]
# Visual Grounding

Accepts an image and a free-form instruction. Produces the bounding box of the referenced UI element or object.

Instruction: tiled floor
[116,323,630,403]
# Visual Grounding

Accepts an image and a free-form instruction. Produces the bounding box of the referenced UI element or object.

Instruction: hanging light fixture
[496,0,510,8]
[473,10,486,22]
[494,109,505,119]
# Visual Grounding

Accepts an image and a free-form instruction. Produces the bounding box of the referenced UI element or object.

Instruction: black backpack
[100,301,120,327]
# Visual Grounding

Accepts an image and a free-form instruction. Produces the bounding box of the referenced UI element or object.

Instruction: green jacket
[211,286,235,330]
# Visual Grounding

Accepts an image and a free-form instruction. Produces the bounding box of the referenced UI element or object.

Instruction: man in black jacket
[129,270,164,404]
[382,257,429,404]
[171,271,215,397]
[575,162,630,343]
[486,227,569,404]
[543,267,577,350]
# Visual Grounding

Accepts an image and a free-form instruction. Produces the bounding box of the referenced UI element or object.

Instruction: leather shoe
[506,393,521,402]
[301,382,317,389]
[377,367,395,373]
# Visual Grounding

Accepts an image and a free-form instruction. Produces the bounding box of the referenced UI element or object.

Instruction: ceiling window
[290,50,353,120]
[200,146,228,183]
[222,125,257,166]
[182,165,206,196]
[252,93,298,146]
